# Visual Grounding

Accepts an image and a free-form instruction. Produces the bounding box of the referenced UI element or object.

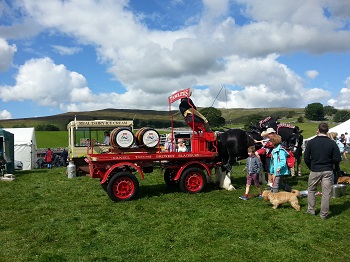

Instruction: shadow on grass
[136,180,224,200]
[330,200,350,218]
[14,169,49,176]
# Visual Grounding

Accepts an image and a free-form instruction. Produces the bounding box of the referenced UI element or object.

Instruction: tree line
[2,103,349,131]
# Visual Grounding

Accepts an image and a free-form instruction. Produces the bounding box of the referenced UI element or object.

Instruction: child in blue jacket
[269,134,292,193]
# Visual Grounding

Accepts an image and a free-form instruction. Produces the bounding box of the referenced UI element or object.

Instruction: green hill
[0,107,339,148]
[0,108,175,131]
[0,107,304,131]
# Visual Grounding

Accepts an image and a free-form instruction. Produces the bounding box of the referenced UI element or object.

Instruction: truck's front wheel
[107,171,139,202]
[179,167,206,194]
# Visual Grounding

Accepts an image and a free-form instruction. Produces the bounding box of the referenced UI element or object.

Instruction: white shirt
[177,143,187,152]
[103,136,110,145]
[346,134,350,144]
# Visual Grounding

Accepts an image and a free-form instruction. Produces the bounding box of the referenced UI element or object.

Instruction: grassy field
[3,117,349,261]
[36,131,68,148]
[35,121,334,149]
[1,160,350,261]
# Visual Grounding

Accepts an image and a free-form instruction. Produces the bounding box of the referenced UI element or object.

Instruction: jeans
[272,176,292,193]
[307,171,333,218]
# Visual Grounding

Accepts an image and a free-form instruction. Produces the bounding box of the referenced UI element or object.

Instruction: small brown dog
[262,190,300,211]
[337,176,350,184]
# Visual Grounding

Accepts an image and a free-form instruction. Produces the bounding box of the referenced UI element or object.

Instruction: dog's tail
[291,189,300,197]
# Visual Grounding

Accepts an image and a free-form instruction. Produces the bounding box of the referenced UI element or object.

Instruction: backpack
[286,150,295,168]
[281,147,295,168]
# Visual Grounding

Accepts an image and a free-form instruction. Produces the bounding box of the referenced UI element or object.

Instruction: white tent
[328,119,350,136]
[303,119,350,149]
[3,128,37,170]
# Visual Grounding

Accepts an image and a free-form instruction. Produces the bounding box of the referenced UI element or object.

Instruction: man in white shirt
[103,131,110,145]
[345,132,350,153]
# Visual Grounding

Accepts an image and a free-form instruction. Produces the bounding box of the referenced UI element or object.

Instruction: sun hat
[266,127,276,134]
[261,131,269,137]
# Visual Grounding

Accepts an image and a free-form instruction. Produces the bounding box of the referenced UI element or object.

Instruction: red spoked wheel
[107,171,139,202]
[179,167,207,194]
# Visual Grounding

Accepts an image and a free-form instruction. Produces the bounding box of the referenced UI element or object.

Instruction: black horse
[251,117,304,176]
[216,129,256,171]
[212,128,256,190]
[276,124,303,153]
[276,124,303,176]
[256,116,279,132]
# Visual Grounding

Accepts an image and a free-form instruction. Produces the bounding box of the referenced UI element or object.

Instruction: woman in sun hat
[266,127,276,134]
[255,129,275,187]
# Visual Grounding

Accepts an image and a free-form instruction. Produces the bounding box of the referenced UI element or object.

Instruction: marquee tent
[328,119,350,136]
[3,128,37,170]
[303,119,350,149]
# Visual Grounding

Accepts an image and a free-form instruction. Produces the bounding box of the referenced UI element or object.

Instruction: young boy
[239,146,263,200]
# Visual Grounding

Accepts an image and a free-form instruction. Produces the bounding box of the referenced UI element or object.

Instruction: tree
[12,124,27,128]
[36,124,60,131]
[199,107,225,127]
[324,105,338,116]
[297,116,304,123]
[243,114,265,130]
[333,110,350,123]
[286,111,295,118]
[304,103,325,121]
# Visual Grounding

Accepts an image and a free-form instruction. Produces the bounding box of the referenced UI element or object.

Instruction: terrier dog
[337,176,350,184]
[262,190,300,211]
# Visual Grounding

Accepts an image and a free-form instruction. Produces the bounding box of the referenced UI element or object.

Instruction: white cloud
[0,38,16,71]
[328,77,350,109]
[0,0,43,40]
[0,109,12,119]
[1,0,350,115]
[52,45,82,55]
[305,70,319,79]
[0,57,89,106]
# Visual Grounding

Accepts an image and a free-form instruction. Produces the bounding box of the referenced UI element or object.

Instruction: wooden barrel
[135,127,160,148]
[110,127,135,148]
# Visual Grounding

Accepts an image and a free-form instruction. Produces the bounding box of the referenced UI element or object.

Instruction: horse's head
[246,129,263,150]
[258,116,279,132]
[281,126,303,154]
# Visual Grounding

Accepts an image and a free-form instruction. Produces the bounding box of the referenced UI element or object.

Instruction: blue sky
[1,0,350,119]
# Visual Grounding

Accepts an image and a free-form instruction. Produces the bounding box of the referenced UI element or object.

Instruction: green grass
[1,160,350,261]
[35,131,68,148]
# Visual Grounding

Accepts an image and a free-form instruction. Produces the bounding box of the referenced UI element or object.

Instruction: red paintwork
[85,88,220,200]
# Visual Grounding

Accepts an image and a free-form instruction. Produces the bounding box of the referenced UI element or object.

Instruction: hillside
[0,108,175,130]
[0,107,304,130]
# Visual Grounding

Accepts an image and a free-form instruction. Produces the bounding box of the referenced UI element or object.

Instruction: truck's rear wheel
[179,167,207,193]
[107,171,139,201]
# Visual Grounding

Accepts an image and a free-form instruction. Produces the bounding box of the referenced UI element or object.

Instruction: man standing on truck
[179,89,211,132]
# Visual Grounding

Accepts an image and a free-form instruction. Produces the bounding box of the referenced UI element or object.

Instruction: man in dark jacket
[179,90,211,132]
[304,122,342,219]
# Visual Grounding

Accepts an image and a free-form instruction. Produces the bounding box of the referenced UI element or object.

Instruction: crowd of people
[238,122,343,221]
[164,134,188,152]
[38,148,68,169]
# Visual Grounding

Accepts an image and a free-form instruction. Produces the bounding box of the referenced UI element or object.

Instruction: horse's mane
[259,116,272,128]
[276,123,295,133]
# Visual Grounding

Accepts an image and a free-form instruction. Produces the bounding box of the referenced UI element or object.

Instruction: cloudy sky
[1,0,350,120]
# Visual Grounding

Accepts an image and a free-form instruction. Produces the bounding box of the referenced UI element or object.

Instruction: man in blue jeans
[304,123,341,220]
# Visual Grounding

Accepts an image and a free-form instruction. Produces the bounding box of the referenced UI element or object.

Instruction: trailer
[67,119,133,175]
[85,88,219,201]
